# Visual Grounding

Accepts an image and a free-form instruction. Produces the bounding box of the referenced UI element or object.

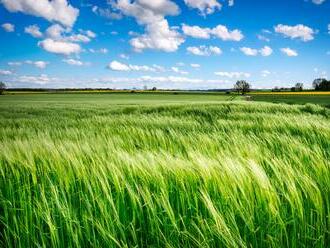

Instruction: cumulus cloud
[274,24,315,41]
[190,63,200,68]
[45,25,95,43]
[113,0,184,52]
[1,23,14,32]
[38,39,81,55]
[280,47,298,57]
[0,69,13,75]
[25,60,49,69]
[240,47,258,56]
[182,24,210,39]
[17,74,56,85]
[108,60,163,72]
[0,0,79,27]
[187,45,222,56]
[62,59,89,66]
[171,67,188,75]
[261,70,271,77]
[24,25,43,38]
[214,71,251,78]
[92,5,122,20]
[46,24,67,39]
[8,62,22,66]
[259,46,273,56]
[240,46,273,56]
[312,0,326,4]
[257,34,270,42]
[184,0,221,15]
[66,34,91,43]
[39,24,95,55]
[182,24,243,41]
[89,48,109,54]
[119,53,129,59]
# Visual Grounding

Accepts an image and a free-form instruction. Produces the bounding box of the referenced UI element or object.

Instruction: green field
[250,93,330,107]
[1,93,329,247]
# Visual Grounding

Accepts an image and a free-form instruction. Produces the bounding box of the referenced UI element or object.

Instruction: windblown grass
[0,96,329,247]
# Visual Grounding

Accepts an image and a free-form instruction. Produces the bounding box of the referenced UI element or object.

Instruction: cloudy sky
[0,0,329,89]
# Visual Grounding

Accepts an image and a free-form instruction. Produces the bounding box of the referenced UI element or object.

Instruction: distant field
[1,93,329,247]
[250,92,330,107]
[0,92,241,105]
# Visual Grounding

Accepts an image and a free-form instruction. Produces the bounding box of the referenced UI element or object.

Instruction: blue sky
[0,0,329,89]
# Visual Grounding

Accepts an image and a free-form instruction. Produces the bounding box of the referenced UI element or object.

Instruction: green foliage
[251,94,330,107]
[0,94,329,247]
[0,82,6,95]
[234,80,250,95]
[313,78,330,91]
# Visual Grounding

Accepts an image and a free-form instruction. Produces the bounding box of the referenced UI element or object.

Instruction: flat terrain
[1,92,240,105]
[250,92,330,107]
[0,93,329,247]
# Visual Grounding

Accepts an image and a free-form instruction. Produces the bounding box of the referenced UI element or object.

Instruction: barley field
[0,93,329,247]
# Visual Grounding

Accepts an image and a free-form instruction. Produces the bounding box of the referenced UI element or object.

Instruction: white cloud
[46,24,67,39]
[259,46,273,56]
[240,47,258,56]
[114,0,184,52]
[108,61,130,71]
[108,60,158,72]
[0,0,79,27]
[257,34,270,42]
[92,5,122,20]
[8,62,22,66]
[187,45,222,56]
[66,34,91,43]
[312,0,326,4]
[119,53,129,59]
[63,59,89,66]
[17,74,55,85]
[80,29,96,38]
[239,46,273,56]
[274,24,315,41]
[214,71,250,78]
[228,0,234,6]
[328,24,330,34]
[210,25,244,41]
[38,39,81,55]
[89,48,109,54]
[171,67,188,75]
[182,24,243,41]
[0,69,13,75]
[1,23,14,32]
[184,0,221,15]
[280,47,298,57]
[25,60,49,69]
[182,24,210,39]
[24,25,43,38]
[190,63,200,68]
[261,70,271,77]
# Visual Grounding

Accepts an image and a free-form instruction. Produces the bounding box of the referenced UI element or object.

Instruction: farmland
[250,92,330,107]
[0,93,329,247]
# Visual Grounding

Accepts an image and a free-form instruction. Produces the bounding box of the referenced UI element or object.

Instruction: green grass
[250,94,330,107]
[0,93,329,247]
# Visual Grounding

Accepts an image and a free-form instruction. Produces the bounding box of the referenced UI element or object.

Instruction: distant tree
[143,85,148,90]
[272,86,280,92]
[152,87,157,91]
[295,83,303,91]
[0,82,6,95]
[313,78,330,91]
[234,80,250,95]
